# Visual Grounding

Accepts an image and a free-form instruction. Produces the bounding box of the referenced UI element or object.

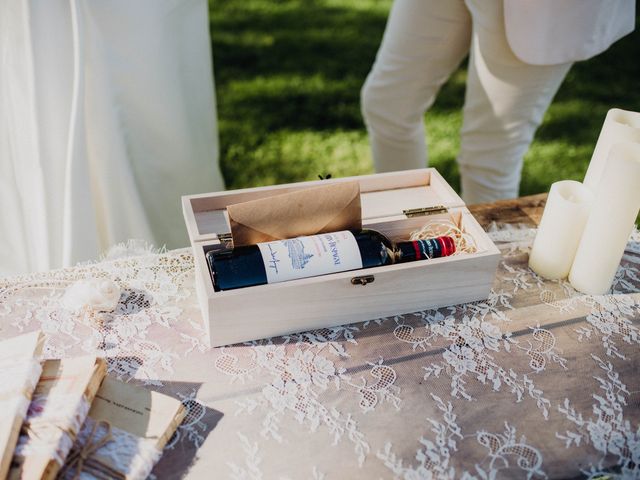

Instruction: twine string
[58,420,125,480]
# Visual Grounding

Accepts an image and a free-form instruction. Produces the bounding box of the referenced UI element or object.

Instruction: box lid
[182,168,465,245]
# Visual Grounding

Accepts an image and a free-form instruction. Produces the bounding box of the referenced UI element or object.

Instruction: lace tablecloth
[1,205,639,479]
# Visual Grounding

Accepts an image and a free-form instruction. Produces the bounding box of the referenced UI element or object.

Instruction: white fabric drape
[1,0,224,276]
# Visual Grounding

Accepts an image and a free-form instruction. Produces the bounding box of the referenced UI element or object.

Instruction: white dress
[0,0,224,276]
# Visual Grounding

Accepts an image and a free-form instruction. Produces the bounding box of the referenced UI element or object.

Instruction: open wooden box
[182,168,500,346]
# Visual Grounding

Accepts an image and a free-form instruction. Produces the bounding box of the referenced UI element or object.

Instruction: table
[1,194,639,479]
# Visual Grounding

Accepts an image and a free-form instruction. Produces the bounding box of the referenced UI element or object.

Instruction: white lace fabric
[0,227,639,479]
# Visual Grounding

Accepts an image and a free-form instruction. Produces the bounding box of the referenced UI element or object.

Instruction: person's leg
[361,0,471,172]
[459,0,572,204]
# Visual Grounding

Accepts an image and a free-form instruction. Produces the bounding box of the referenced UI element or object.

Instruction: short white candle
[569,142,640,294]
[529,180,593,280]
[583,108,640,191]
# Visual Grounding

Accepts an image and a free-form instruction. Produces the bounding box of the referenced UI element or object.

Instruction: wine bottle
[206,230,456,291]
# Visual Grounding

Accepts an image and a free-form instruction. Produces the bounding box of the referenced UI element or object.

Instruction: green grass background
[210,0,640,198]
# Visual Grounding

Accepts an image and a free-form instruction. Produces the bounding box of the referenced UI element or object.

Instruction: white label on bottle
[257,231,363,284]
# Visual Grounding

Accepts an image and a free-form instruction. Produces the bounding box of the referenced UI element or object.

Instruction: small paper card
[0,331,44,479]
[9,356,107,480]
[228,180,362,246]
[59,377,186,480]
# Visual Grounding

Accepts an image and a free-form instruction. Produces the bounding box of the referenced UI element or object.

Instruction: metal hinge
[403,205,448,217]
[216,233,234,247]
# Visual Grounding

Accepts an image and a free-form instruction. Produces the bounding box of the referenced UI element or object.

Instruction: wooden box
[182,169,500,347]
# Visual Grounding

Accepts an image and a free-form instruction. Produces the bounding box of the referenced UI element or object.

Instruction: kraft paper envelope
[227,181,362,246]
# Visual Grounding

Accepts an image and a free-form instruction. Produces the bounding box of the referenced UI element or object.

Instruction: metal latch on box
[403,205,448,217]
[351,275,375,286]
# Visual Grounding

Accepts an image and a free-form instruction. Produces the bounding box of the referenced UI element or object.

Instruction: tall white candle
[528,180,593,280]
[583,108,640,191]
[569,142,640,294]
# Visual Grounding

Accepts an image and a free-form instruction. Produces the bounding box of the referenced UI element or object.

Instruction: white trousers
[1,0,224,276]
[361,0,572,204]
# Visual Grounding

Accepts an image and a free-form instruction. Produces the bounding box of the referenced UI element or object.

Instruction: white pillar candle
[569,142,640,294]
[583,108,640,191]
[528,180,593,280]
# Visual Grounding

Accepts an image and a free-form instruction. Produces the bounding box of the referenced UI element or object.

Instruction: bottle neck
[394,236,456,263]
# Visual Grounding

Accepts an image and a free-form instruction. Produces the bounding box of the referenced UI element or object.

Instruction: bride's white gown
[0,0,224,276]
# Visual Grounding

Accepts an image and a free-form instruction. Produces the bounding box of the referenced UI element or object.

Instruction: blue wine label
[257,231,363,284]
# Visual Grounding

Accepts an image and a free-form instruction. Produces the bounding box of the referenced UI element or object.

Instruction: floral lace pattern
[1,226,639,479]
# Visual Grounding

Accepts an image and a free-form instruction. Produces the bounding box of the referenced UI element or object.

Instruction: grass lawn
[210,0,640,198]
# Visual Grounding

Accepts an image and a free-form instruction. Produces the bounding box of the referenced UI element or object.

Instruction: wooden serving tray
[182,169,500,346]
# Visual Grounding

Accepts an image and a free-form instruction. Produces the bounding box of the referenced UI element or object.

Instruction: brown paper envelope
[228,181,362,246]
